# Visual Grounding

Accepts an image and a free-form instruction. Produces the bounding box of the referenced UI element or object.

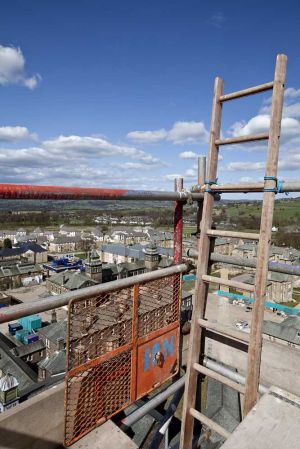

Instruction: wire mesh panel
[65,273,181,446]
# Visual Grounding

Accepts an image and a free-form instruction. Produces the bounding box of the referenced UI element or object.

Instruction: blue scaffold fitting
[263,176,286,194]
[204,178,218,193]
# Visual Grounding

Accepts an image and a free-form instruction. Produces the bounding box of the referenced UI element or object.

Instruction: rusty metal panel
[64,273,181,446]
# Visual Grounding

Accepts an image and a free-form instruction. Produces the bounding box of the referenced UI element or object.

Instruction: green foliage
[3,238,12,248]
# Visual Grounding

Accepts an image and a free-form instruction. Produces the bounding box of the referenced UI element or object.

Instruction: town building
[48,236,83,253]
[46,271,97,295]
[263,316,300,348]
[84,249,102,283]
[0,262,43,290]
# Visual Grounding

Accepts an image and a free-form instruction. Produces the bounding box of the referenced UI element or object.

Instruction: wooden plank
[243,54,287,415]
[198,318,250,344]
[202,275,255,292]
[220,387,300,449]
[189,408,231,439]
[220,81,274,102]
[179,76,224,449]
[206,229,260,240]
[215,132,269,146]
[193,362,245,394]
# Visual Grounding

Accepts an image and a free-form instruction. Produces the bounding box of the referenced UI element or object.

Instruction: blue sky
[0,0,299,197]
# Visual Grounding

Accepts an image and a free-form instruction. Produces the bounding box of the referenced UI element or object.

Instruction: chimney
[57,337,65,351]
[51,310,57,324]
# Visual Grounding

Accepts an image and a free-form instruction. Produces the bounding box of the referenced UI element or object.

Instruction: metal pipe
[174,178,184,264]
[0,184,204,202]
[149,385,184,449]
[197,157,206,186]
[120,357,268,428]
[187,250,300,276]
[0,263,189,324]
[200,181,300,193]
[121,376,186,427]
[204,358,268,395]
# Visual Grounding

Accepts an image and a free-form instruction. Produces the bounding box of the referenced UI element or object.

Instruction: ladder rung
[215,132,269,146]
[219,81,274,102]
[193,362,245,394]
[198,318,250,344]
[206,229,260,240]
[202,275,255,292]
[189,408,231,439]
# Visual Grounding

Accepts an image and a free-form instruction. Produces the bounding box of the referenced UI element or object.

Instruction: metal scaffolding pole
[0,184,204,202]
[0,263,189,324]
[187,250,300,277]
[174,178,184,264]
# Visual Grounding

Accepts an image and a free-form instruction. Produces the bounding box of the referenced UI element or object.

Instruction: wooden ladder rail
[179,54,287,449]
[243,54,287,414]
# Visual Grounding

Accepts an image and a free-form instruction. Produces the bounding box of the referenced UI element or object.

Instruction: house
[46,271,97,295]
[38,350,66,381]
[17,242,48,264]
[269,245,300,265]
[99,243,173,264]
[0,334,37,395]
[0,262,43,290]
[0,242,47,264]
[263,316,300,348]
[230,272,293,303]
[38,321,67,357]
[12,340,46,365]
[59,225,81,237]
[49,236,83,253]
[232,242,257,259]
[214,238,233,256]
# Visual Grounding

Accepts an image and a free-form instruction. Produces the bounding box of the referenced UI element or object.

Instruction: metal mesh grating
[65,273,181,446]
[138,276,181,337]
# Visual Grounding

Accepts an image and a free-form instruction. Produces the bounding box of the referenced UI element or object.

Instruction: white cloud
[164,173,183,181]
[0,45,41,89]
[0,126,36,142]
[42,135,159,164]
[0,132,163,187]
[126,129,167,144]
[179,151,198,159]
[227,161,265,171]
[279,152,300,170]
[285,87,300,99]
[229,114,300,147]
[167,121,209,144]
[127,120,209,145]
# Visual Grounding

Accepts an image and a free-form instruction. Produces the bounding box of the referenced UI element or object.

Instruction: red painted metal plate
[64,273,181,446]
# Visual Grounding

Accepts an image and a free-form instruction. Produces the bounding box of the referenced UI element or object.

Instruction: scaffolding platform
[220,386,300,449]
[69,420,138,449]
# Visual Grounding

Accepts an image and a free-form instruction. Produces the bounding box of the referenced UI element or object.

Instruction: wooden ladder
[180,54,287,448]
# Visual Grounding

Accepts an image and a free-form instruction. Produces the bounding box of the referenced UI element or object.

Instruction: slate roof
[51,236,82,244]
[12,340,45,358]
[17,242,47,253]
[38,321,67,344]
[0,247,23,258]
[263,316,300,345]
[269,272,290,283]
[0,262,43,278]
[48,271,97,290]
[232,273,272,287]
[0,335,37,392]
[38,350,66,375]
[235,242,256,251]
